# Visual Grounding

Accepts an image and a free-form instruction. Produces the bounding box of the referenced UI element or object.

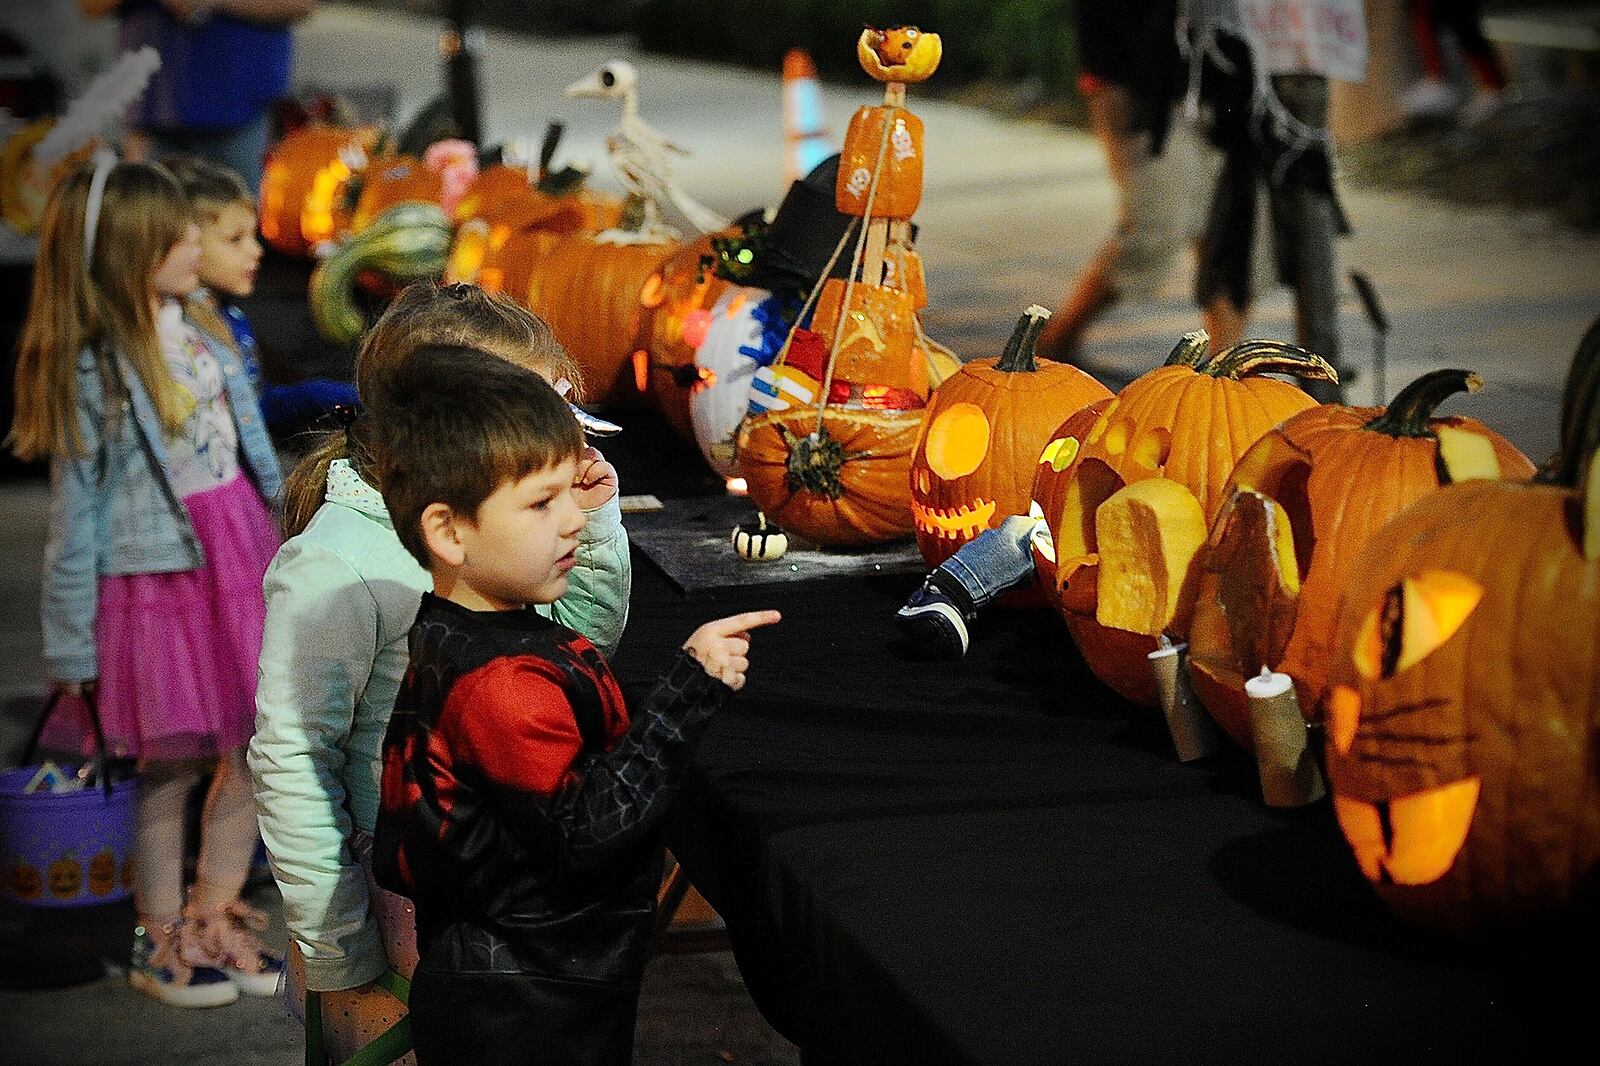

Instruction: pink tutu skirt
[88,474,279,761]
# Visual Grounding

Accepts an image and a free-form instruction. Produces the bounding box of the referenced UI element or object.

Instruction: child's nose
[564,496,587,537]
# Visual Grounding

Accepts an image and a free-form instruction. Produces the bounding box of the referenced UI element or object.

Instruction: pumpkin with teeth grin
[1323,321,1600,937]
[910,307,1110,568]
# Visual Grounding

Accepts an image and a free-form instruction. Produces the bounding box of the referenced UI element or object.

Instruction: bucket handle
[20,688,116,802]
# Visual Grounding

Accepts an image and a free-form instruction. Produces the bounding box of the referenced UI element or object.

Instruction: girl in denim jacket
[248,283,631,1063]
[9,159,284,1007]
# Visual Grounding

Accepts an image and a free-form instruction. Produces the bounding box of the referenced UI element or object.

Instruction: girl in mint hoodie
[248,283,631,1061]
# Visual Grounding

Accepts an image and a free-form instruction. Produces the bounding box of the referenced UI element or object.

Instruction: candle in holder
[1148,639,1222,762]
[1245,667,1326,807]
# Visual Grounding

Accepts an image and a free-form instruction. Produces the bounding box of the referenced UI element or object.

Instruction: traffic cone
[783,48,831,185]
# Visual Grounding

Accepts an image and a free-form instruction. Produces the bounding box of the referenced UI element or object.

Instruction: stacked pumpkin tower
[738,27,949,547]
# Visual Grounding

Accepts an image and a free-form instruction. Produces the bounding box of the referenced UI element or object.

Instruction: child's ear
[420,502,467,567]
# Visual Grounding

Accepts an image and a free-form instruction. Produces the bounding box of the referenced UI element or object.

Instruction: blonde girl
[11,159,283,1007]
[249,282,630,1061]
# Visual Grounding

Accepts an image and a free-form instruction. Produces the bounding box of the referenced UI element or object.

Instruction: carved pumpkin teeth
[1333,777,1481,886]
[911,498,997,540]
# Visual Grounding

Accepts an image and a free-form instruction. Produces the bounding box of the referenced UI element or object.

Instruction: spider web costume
[375,594,726,1065]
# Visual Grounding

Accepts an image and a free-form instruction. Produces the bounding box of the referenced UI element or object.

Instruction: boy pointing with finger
[369,344,778,1065]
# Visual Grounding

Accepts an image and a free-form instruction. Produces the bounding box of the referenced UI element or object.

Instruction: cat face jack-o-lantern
[1031,332,1333,707]
[1186,368,1534,747]
[910,306,1111,568]
[1323,322,1600,938]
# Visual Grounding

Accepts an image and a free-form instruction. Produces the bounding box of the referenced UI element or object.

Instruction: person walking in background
[77,0,317,191]
[10,159,283,1006]
[1037,0,1210,364]
[1182,0,1366,403]
[1400,0,1508,123]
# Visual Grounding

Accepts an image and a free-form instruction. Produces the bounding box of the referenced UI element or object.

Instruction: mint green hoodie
[247,460,630,991]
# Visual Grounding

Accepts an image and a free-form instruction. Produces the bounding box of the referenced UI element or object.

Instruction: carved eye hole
[1352,570,1483,681]
[923,403,989,480]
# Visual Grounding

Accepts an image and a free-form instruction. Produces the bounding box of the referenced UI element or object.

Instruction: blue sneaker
[128,921,239,1008]
[896,577,971,659]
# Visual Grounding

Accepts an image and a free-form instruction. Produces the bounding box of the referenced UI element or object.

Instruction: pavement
[1,4,1598,1063]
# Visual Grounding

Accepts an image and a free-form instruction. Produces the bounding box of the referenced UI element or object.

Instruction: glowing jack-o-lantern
[636,237,727,442]
[1186,368,1534,747]
[1029,332,1332,707]
[690,287,793,477]
[910,307,1110,568]
[1323,322,1600,938]
[259,124,379,257]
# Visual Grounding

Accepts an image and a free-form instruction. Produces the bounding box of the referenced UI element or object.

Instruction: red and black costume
[374,594,727,1065]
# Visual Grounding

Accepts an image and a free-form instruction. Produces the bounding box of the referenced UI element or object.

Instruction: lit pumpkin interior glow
[922,402,990,480]
[1333,777,1482,885]
[1352,571,1484,681]
[1093,478,1208,636]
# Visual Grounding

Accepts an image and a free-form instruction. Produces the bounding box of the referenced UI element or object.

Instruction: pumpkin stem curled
[996,305,1052,373]
[1164,330,1210,368]
[1364,368,1480,438]
[1539,315,1600,487]
[1202,339,1338,384]
[777,423,865,500]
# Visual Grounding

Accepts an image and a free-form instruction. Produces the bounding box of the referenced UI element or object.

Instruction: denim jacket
[41,332,282,682]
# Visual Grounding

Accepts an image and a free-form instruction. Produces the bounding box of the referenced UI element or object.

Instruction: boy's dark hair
[163,154,254,217]
[376,344,585,566]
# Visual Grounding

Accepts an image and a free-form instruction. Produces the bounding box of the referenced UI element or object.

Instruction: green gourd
[310,202,453,343]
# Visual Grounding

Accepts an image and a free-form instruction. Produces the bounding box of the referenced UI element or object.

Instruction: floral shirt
[158,300,239,499]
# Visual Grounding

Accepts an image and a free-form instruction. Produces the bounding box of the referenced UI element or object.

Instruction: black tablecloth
[604,544,1576,1066]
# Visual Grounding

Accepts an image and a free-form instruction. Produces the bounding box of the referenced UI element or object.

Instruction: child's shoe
[128,919,240,1008]
[187,897,285,997]
[896,576,972,659]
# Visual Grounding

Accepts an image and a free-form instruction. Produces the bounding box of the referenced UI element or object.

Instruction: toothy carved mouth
[912,498,996,540]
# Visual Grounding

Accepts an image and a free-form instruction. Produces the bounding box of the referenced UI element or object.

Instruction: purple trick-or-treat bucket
[0,766,136,907]
[1,690,137,908]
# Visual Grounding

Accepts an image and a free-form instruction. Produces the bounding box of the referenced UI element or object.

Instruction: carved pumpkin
[637,237,728,442]
[1187,369,1535,747]
[8,861,42,902]
[48,854,82,901]
[738,405,923,546]
[1321,321,1600,937]
[910,307,1111,568]
[1030,399,1116,603]
[809,279,928,395]
[259,124,379,256]
[856,26,944,84]
[88,849,117,897]
[524,235,680,408]
[1033,332,1333,707]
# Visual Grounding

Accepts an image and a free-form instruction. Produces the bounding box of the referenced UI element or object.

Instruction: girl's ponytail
[282,406,375,539]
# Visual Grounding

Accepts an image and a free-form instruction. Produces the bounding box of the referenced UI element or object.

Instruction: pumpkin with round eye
[1322,320,1600,938]
[910,307,1110,568]
[1186,368,1535,747]
[1040,332,1333,707]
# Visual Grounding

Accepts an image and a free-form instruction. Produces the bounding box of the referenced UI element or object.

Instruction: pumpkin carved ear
[1352,570,1484,681]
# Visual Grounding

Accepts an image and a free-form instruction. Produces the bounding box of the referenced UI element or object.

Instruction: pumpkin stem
[996,305,1052,373]
[1201,339,1339,384]
[1538,315,1600,487]
[779,423,865,500]
[1363,368,1481,438]
[1165,330,1210,368]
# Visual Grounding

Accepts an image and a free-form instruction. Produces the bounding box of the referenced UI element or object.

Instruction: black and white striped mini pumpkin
[731,513,789,561]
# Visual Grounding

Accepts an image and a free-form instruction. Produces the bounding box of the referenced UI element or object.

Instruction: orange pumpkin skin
[88,849,117,897]
[911,310,1111,569]
[523,236,679,408]
[639,236,727,442]
[48,855,82,900]
[8,861,42,901]
[1046,336,1328,707]
[739,406,922,546]
[1188,372,1535,747]
[259,125,379,256]
[453,165,623,235]
[349,155,443,233]
[836,105,924,220]
[811,279,927,396]
[1324,481,1599,936]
